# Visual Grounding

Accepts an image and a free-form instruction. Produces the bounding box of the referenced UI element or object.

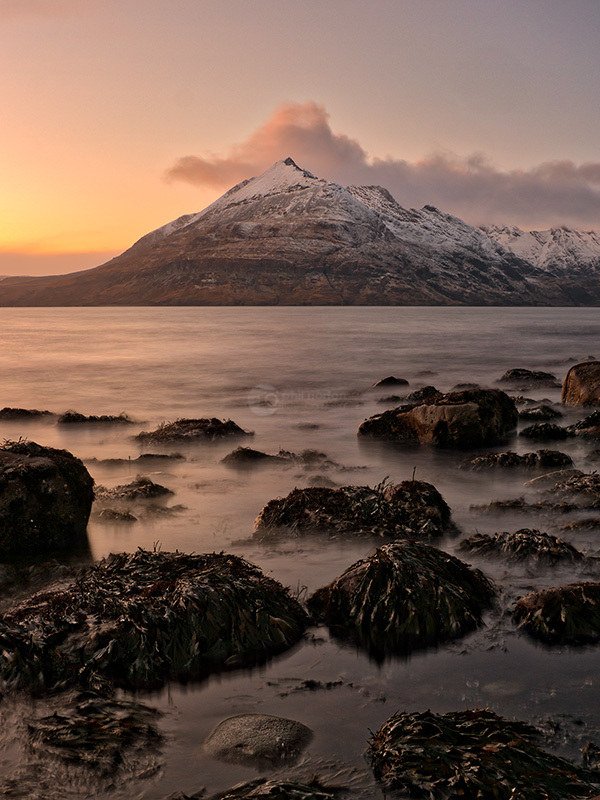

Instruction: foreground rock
[0,549,307,692]
[358,389,517,447]
[498,368,561,389]
[136,417,252,444]
[368,708,599,799]
[204,714,312,768]
[307,541,495,657]
[58,410,134,424]
[461,449,572,471]
[459,529,588,564]
[254,480,456,539]
[515,582,600,644]
[562,361,600,406]
[0,440,94,557]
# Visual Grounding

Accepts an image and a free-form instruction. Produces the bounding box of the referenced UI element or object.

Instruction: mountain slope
[0,158,597,306]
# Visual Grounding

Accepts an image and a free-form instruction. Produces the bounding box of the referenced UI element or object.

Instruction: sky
[1,0,600,275]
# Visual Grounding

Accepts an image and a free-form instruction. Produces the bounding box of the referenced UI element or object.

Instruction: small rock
[498,368,561,389]
[204,714,312,768]
[461,450,572,471]
[0,407,52,420]
[136,418,252,444]
[372,376,409,388]
[515,582,600,644]
[519,404,563,421]
[58,411,134,424]
[519,422,569,441]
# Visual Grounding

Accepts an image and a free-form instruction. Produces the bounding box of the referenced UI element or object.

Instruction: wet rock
[136,417,252,444]
[204,714,312,768]
[372,376,409,388]
[0,440,94,558]
[87,453,185,467]
[307,541,495,657]
[459,529,587,564]
[545,472,600,508]
[498,368,562,389]
[0,407,53,420]
[95,475,173,501]
[376,394,403,404]
[519,404,563,421]
[254,479,456,539]
[568,409,600,438]
[451,382,481,391]
[403,385,443,403]
[221,447,288,466]
[514,582,600,644]
[524,468,583,489]
[519,422,569,441]
[562,361,600,406]
[561,518,600,532]
[461,449,573,471]
[0,549,308,692]
[96,508,138,523]
[358,389,517,448]
[473,497,576,515]
[209,778,341,800]
[368,708,599,799]
[58,410,135,424]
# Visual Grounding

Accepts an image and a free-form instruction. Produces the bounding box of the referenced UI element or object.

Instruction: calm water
[0,306,599,798]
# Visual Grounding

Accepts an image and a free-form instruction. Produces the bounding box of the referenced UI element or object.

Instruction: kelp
[211,778,343,799]
[545,473,600,509]
[0,549,308,692]
[514,582,600,644]
[58,411,134,424]
[461,449,572,471]
[459,529,589,564]
[94,475,173,501]
[520,423,569,441]
[307,541,495,658]
[368,708,600,799]
[136,418,252,443]
[254,479,456,539]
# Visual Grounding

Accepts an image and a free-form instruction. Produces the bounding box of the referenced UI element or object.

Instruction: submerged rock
[358,389,517,447]
[136,417,252,443]
[459,529,587,564]
[546,472,600,508]
[514,582,600,644]
[372,376,409,388]
[524,468,583,489]
[222,447,289,466]
[461,449,573,471]
[204,714,312,768]
[254,480,456,539]
[0,407,53,420]
[368,708,599,799]
[307,541,495,657]
[0,549,308,692]
[519,422,569,441]
[58,410,134,424]
[96,508,137,523]
[95,475,173,501]
[519,404,563,421]
[0,440,94,558]
[498,368,561,389]
[562,361,600,406]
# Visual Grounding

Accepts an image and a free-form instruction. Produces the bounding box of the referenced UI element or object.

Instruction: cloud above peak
[166,101,600,231]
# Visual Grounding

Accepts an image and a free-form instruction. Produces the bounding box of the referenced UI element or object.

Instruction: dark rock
[519,404,563,421]
[87,453,185,467]
[514,582,600,644]
[403,385,443,403]
[498,368,561,389]
[97,508,138,523]
[58,410,134,424]
[544,472,600,508]
[524,468,583,489]
[461,449,573,471]
[0,407,52,420]
[254,479,456,539]
[95,476,173,501]
[204,714,312,768]
[372,376,409,388]
[358,389,517,448]
[307,541,495,657]
[136,417,252,444]
[0,549,308,692]
[519,422,569,441]
[562,361,600,406]
[561,518,600,532]
[451,382,481,391]
[0,440,93,558]
[472,497,576,515]
[459,529,587,564]
[221,447,289,466]
[368,708,598,799]
[376,394,403,404]
[568,409,600,438]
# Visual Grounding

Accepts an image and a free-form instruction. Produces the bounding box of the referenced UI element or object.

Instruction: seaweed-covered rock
[209,778,342,800]
[254,480,456,539]
[403,385,443,403]
[0,549,308,692]
[524,469,583,489]
[498,368,561,389]
[95,475,173,501]
[461,449,573,471]
[136,417,252,443]
[0,440,94,557]
[372,376,409,388]
[358,389,517,448]
[222,447,289,466]
[562,361,600,406]
[459,529,587,564]
[307,541,495,656]
[514,582,600,644]
[204,714,312,768]
[546,472,600,508]
[519,404,563,421]
[519,422,569,441]
[58,411,134,424]
[368,708,599,799]
[0,407,52,419]
[568,410,600,438]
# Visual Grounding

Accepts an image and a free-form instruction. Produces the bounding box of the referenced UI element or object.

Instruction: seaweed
[514,582,600,644]
[461,450,572,471]
[136,418,252,443]
[58,411,134,424]
[459,529,589,564]
[368,708,600,799]
[210,778,343,799]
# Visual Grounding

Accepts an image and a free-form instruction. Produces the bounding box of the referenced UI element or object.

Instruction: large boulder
[0,549,308,692]
[368,708,599,799]
[307,541,495,657]
[254,480,456,539]
[0,440,93,557]
[514,582,600,644]
[358,389,517,447]
[562,361,600,406]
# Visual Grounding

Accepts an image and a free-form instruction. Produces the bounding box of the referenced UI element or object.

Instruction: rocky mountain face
[2,157,599,305]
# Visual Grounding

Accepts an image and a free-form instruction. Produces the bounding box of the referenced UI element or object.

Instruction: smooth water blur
[0,306,599,798]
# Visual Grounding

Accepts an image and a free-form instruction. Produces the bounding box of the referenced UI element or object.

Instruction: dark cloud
[166,101,600,231]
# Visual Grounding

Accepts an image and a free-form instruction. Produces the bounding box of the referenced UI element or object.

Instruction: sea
[0,306,599,798]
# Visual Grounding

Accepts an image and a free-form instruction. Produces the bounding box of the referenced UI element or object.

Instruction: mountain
[1,157,598,306]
